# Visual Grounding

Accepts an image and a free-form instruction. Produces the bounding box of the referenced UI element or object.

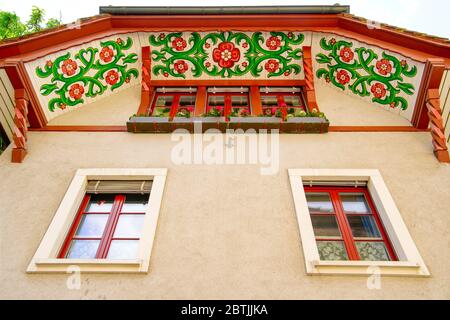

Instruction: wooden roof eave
[0,13,448,64]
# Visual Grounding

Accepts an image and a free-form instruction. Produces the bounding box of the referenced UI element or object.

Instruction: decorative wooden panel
[0,68,15,141]
[439,70,450,150]
[147,31,307,80]
[25,33,142,121]
[312,32,425,122]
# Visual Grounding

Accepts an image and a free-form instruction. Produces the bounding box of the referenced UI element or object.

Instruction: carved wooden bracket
[11,89,29,163]
[302,46,319,112]
[136,46,153,116]
[426,89,450,163]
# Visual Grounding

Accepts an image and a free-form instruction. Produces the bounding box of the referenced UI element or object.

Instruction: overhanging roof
[99,5,351,15]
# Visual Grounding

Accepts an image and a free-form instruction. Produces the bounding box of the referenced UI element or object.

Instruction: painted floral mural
[149,31,304,79]
[36,37,139,111]
[316,37,418,110]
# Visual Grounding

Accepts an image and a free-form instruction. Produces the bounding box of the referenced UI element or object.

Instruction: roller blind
[302,180,367,187]
[86,180,152,194]
[207,87,249,93]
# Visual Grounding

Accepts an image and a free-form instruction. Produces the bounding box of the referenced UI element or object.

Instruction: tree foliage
[0,6,61,40]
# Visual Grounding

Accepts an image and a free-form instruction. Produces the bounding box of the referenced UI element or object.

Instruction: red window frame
[260,92,307,120]
[150,92,196,120]
[304,186,397,261]
[206,92,250,118]
[58,194,147,259]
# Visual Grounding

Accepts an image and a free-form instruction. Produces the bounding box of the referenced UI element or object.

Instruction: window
[206,87,250,116]
[150,88,196,118]
[27,168,167,273]
[260,87,307,117]
[288,169,430,276]
[305,186,396,262]
[59,184,151,260]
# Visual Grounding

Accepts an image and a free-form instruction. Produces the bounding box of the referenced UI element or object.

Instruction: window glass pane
[152,95,173,116]
[179,95,196,107]
[355,242,391,261]
[66,240,100,259]
[316,241,348,261]
[154,95,174,108]
[231,96,248,107]
[85,194,115,213]
[311,215,341,238]
[340,193,371,214]
[347,215,381,238]
[305,193,334,213]
[261,95,278,107]
[75,214,109,238]
[113,214,145,238]
[208,95,225,107]
[283,95,301,107]
[107,240,139,260]
[121,194,149,213]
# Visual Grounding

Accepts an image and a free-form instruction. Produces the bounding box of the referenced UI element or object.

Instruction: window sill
[28,258,146,274]
[309,260,430,277]
[127,116,329,133]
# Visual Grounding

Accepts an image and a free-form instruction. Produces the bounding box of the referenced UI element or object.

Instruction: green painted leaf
[397,82,415,95]
[40,83,58,96]
[123,53,138,64]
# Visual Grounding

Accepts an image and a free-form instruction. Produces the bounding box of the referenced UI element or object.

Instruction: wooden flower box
[127,116,329,133]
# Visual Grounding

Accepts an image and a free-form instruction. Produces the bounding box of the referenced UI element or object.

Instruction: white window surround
[27,168,167,274]
[288,169,430,277]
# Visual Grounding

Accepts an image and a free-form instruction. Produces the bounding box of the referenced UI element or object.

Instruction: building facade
[0,6,449,299]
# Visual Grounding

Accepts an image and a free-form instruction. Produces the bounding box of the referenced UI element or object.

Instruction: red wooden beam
[412,59,446,129]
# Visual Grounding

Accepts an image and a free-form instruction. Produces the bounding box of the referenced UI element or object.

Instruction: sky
[1,0,450,39]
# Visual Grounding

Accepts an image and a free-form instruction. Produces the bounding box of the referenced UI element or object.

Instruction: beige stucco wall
[0,130,449,299]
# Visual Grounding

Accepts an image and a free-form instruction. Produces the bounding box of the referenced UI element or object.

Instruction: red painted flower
[174,60,189,74]
[205,42,211,49]
[376,59,393,75]
[265,59,279,73]
[266,36,281,50]
[163,72,169,77]
[390,102,396,108]
[105,70,120,85]
[242,42,248,48]
[336,70,351,85]
[100,46,114,63]
[284,71,290,76]
[125,77,130,83]
[172,37,187,51]
[116,38,123,45]
[371,83,387,99]
[339,47,354,63]
[59,103,66,110]
[159,33,165,40]
[288,32,294,39]
[46,60,53,68]
[325,76,331,83]
[400,60,408,67]
[205,62,211,68]
[212,42,240,68]
[240,109,250,117]
[241,61,248,68]
[69,83,84,100]
[61,59,78,76]
[330,38,336,45]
